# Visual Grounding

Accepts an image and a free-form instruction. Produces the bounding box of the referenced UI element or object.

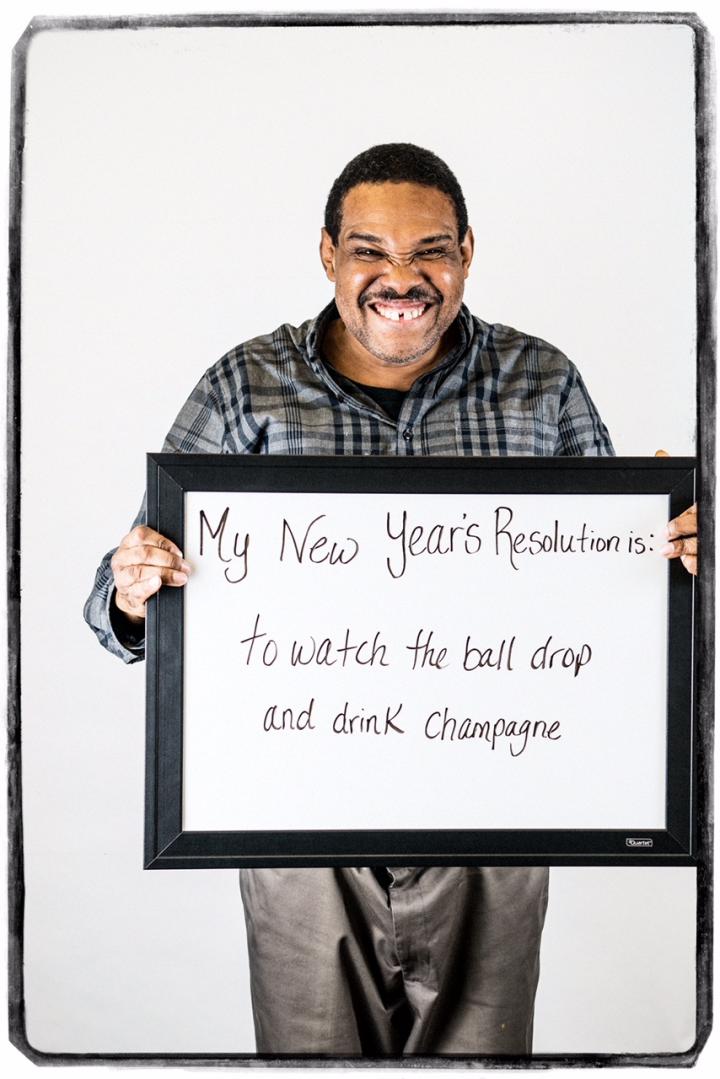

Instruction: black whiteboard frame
[144,454,696,870]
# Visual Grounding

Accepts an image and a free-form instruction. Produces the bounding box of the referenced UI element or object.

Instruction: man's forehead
[338,182,459,242]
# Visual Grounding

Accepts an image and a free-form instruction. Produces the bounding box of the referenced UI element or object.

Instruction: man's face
[320,182,474,368]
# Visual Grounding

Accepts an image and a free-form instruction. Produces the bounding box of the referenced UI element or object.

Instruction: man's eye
[418,248,449,260]
[354,248,384,259]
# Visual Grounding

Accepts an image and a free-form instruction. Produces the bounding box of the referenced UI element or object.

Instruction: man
[84,143,697,1055]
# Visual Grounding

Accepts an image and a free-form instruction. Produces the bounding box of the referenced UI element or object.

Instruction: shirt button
[403,427,413,441]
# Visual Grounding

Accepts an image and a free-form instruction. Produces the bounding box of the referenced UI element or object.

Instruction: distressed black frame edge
[0,1047,710,1070]
[145,455,696,870]
[691,5,717,1066]
[11,10,715,36]
[7,13,28,1067]
[7,9,714,1069]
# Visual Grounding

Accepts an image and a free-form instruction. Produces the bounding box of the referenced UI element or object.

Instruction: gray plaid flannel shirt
[84,300,614,662]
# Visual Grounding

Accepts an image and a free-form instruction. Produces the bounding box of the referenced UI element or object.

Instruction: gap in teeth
[374,304,426,322]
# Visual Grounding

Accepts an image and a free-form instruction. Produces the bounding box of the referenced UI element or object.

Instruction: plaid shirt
[84,300,614,662]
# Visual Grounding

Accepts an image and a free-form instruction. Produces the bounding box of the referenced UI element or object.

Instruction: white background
[1,0,714,1074]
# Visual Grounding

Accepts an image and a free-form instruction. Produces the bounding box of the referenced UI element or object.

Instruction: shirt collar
[305,299,341,367]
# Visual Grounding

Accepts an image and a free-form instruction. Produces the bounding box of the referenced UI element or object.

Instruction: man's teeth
[373,304,427,322]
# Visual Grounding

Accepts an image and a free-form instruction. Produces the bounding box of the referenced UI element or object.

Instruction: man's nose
[379,257,427,291]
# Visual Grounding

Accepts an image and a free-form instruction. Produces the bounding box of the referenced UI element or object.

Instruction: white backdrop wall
[16,14,701,1058]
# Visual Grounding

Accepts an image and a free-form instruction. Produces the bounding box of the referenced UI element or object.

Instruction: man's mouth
[368,300,434,323]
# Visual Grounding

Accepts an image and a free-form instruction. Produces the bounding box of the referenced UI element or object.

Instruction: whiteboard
[143,454,695,865]
[183,491,668,831]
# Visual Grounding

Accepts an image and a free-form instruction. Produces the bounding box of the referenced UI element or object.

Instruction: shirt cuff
[107,587,146,656]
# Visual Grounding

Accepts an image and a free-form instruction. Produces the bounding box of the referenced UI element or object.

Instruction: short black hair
[324,143,469,244]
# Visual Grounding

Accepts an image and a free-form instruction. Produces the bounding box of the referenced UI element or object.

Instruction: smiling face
[319,182,474,386]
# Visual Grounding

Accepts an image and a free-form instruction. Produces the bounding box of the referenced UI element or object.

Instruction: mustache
[360,286,441,306]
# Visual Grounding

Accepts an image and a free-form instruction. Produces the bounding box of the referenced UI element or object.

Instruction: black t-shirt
[343,378,406,422]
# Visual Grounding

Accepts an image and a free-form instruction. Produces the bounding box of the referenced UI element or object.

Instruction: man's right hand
[111,526,191,623]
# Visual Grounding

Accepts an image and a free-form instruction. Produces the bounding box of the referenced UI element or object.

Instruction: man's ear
[461,225,475,278]
[319,228,336,282]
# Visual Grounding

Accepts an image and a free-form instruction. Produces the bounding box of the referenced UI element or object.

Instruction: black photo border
[7,10,714,1070]
[145,455,697,870]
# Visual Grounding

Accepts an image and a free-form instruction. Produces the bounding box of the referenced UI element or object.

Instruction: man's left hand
[656,449,697,576]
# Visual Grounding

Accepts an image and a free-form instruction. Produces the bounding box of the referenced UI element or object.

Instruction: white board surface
[182,491,669,832]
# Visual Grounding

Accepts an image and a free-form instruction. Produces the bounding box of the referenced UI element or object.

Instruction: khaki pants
[239,866,549,1056]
